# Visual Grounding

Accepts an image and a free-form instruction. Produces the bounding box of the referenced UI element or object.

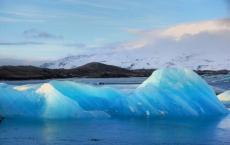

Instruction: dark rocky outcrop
[0,62,229,80]
[195,70,229,75]
[0,62,150,80]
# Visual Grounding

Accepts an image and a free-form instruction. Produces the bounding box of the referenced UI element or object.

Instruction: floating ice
[133,68,228,117]
[0,68,228,119]
[218,90,230,107]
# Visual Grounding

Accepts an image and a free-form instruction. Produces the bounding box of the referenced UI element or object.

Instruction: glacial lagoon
[0,68,230,145]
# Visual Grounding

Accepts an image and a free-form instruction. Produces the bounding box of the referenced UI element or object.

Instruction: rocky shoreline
[0,62,229,80]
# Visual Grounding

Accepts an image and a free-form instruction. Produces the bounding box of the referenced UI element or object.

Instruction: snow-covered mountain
[40,52,230,70]
[41,19,230,70]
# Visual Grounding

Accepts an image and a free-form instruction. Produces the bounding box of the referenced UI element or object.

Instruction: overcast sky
[0,0,230,63]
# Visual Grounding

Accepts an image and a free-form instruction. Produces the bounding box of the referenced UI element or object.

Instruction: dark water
[0,115,230,145]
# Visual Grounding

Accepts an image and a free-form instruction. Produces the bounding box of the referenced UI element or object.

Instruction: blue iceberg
[133,68,228,117]
[0,68,228,119]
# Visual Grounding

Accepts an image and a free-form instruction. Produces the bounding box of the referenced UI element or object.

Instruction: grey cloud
[0,41,45,45]
[135,30,230,57]
[23,29,63,39]
[0,58,44,66]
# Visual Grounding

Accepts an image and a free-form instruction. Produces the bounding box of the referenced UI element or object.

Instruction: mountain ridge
[0,62,152,80]
[0,62,229,80]
[39,51,230,70]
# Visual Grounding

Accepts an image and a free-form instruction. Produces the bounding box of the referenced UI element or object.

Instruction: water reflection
[0,115,230,145]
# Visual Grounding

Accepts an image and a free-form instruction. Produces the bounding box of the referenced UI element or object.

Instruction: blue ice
[0,68,228,119]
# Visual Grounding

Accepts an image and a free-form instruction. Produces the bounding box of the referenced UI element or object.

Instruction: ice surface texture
[218,90,230,107]
[0,68,228,119]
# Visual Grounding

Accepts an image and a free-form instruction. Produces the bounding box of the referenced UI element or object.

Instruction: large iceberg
[0,68,228,119]
[133,68,228,117]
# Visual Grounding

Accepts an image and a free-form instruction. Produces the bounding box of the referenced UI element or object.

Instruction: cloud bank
[121,19,230,49]
[56,19,230,70]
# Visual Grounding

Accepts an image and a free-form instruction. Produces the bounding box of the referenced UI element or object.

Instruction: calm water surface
[0,115,230,145]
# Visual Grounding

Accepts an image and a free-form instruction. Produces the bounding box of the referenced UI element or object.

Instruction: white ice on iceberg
[218,90,230,107]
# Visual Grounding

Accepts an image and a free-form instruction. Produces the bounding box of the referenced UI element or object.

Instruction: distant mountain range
[0,62,229,80]
[39,19,230,70]
[40,52,230,70]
